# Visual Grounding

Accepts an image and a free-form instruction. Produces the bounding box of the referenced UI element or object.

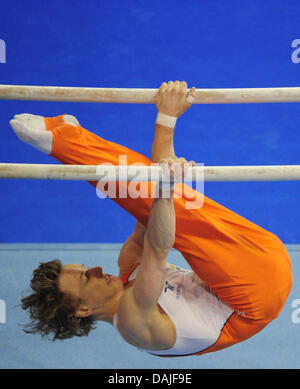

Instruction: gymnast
[11,80,292,357]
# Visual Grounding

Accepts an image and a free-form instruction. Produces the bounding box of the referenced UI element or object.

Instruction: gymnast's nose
[86,267,103,279]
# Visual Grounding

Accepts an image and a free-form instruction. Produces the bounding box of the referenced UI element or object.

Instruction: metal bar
[0,163,300,181]
[0,84,300,103]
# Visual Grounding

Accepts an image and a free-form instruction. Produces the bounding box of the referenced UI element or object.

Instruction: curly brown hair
[21,259,96,340]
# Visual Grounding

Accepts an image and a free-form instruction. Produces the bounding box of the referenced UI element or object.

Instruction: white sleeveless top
[113,263,234,356]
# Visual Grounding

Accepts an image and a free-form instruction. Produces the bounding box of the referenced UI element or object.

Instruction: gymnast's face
[58,263,122,318]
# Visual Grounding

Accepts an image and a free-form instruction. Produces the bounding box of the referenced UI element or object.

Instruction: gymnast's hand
[159,156,196,182]
[155,81,196,118]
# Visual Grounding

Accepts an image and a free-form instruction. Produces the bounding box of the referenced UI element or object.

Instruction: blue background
[0,0,299,244]
[0,0,300,370]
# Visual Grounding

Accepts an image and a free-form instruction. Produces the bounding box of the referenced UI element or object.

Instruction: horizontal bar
[0,84,300,104]
[0,163,300,182]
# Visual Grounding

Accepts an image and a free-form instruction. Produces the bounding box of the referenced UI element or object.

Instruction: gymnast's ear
[74,306,93,318]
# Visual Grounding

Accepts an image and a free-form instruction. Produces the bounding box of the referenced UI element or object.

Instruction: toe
[10,118,23,130]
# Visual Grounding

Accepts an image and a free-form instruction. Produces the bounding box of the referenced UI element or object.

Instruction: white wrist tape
[156,112,177,128]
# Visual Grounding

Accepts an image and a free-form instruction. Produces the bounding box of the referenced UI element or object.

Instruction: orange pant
[45,115,292,356]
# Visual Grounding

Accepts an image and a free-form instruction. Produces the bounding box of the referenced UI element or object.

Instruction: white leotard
[113,263,234,356]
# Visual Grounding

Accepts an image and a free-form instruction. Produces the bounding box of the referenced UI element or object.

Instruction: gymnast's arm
[117,115,175,279]
[117,106,175,279]
[120,185,175,330]
[117,81,176,277]
[135,190,175,302]
[118,81,195,278]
